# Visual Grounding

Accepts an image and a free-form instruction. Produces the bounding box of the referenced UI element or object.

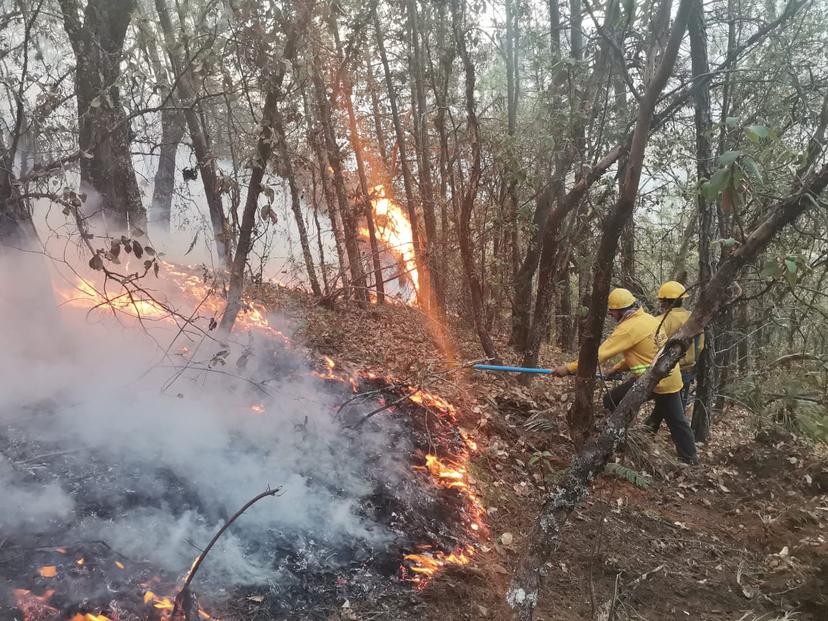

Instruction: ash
[0,260,477,620]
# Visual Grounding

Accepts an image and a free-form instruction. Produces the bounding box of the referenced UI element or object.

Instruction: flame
[421,454,468,490]
[364,185,419,295]
[38,565,57,578]
[70,614,111,621]
[76,557,85,566]
[404,546,475,584]
[144,591,174,610]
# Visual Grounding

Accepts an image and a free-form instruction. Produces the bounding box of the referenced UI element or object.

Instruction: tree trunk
[452,0,499,362]
[329,12,384,303]
[302,84,349,296]
[373,9,429,305]
[310,51,369,307]
[58,0,146,236]
[567,0,692,449]
[220,10,310,332]
[153,0,231,265]
[407,0,442,309]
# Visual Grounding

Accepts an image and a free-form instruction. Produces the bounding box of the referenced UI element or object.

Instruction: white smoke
[0,251,409,588]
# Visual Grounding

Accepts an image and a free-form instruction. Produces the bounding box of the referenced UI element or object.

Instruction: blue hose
[473,363,556,375]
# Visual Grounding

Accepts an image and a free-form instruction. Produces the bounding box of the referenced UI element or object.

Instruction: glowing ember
[37,565,57,578]
[75,557,85,566]
[70,614,111,621]
[14,589,57,618]
[250,403,265,414]
[364,184,419,294]
[114,561,124,570]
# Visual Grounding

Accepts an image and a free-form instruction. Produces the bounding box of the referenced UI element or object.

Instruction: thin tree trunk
[153,0,231,265]
[365,56,390,175]
[220,10,309,332]
[302,84,349,296]
[373,8,429,304]
[329,12,384,303]
[452,0,499,362]
[567,0,692,449]
[272,101,322,297]
[310,50,369,307]
[689,0,719,441]
[407,0,442,309]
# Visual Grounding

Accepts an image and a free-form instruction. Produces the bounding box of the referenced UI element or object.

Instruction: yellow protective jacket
[656,307,704,370]
[566,307,682,394]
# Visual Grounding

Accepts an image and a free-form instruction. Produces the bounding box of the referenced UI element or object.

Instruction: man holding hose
[553,288,699,464]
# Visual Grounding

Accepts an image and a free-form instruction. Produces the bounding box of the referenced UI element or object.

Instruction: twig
[172,487,283,619]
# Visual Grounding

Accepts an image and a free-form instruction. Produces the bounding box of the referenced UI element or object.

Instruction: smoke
[0,252,409,588]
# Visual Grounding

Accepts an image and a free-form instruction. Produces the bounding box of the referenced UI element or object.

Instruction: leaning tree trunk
[58,0,146,236]
[567,0,692,449]
[220,10,310,332]
[506,157,828,620]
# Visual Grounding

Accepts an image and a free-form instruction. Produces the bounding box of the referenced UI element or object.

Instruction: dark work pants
[604,377,698,463]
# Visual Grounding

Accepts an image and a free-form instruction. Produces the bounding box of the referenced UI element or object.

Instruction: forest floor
[253,284,828,621]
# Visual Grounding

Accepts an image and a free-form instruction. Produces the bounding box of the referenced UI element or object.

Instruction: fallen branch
[172,486,282,620]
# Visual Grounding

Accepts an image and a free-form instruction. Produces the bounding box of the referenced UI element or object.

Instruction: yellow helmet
[607,288,637,310]
[658,280,689,300]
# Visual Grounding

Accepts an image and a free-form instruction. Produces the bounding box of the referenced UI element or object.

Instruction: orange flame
[421,454,468,490]
[404,546,475,584]
[365,185,419,295]
[38,565,57,578]
[70,614,112,621]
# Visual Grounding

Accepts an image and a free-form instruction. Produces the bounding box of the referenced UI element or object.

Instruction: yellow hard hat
[607,288,636,310]
[658,280,689,300]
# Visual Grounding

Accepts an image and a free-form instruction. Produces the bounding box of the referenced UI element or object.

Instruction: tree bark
[452,0,499,362]
[407,0,442,309]
[373,8,429,305]
[220,10,310,332]
[58,0,146,236]
[329,11,384,303]
[506,160,828,621]
[301,83,349,296]
[311,48,369,307]
[689,0,717,441]
[153,0,231,264]
[567,0,693,449]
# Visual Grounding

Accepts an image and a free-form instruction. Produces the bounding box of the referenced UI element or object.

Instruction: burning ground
[0,255,484,620]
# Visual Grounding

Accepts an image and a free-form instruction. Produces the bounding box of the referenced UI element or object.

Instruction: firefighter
[652,280,704,412]
[553,288,699,464]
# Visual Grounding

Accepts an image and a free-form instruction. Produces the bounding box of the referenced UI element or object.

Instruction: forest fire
[2,257,485,619]
[364,184,419,295]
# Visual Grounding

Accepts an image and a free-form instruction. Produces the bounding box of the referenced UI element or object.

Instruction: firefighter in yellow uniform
[553,288,699,464]
[653,280,704,411]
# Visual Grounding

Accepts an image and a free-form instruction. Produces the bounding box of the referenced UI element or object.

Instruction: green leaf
[703,167,731,199]
[725,116,739,128]
[720,238,738,248]
[745,125,769,143]
[741,157,763,182]
[784,258,797,274]
[759,261,780,279]
[718,150,742,166]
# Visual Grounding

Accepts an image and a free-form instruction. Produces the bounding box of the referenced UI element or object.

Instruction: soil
[252,284,827,621]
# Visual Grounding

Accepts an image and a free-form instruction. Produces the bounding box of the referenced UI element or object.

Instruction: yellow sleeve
[566,326,637,373]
